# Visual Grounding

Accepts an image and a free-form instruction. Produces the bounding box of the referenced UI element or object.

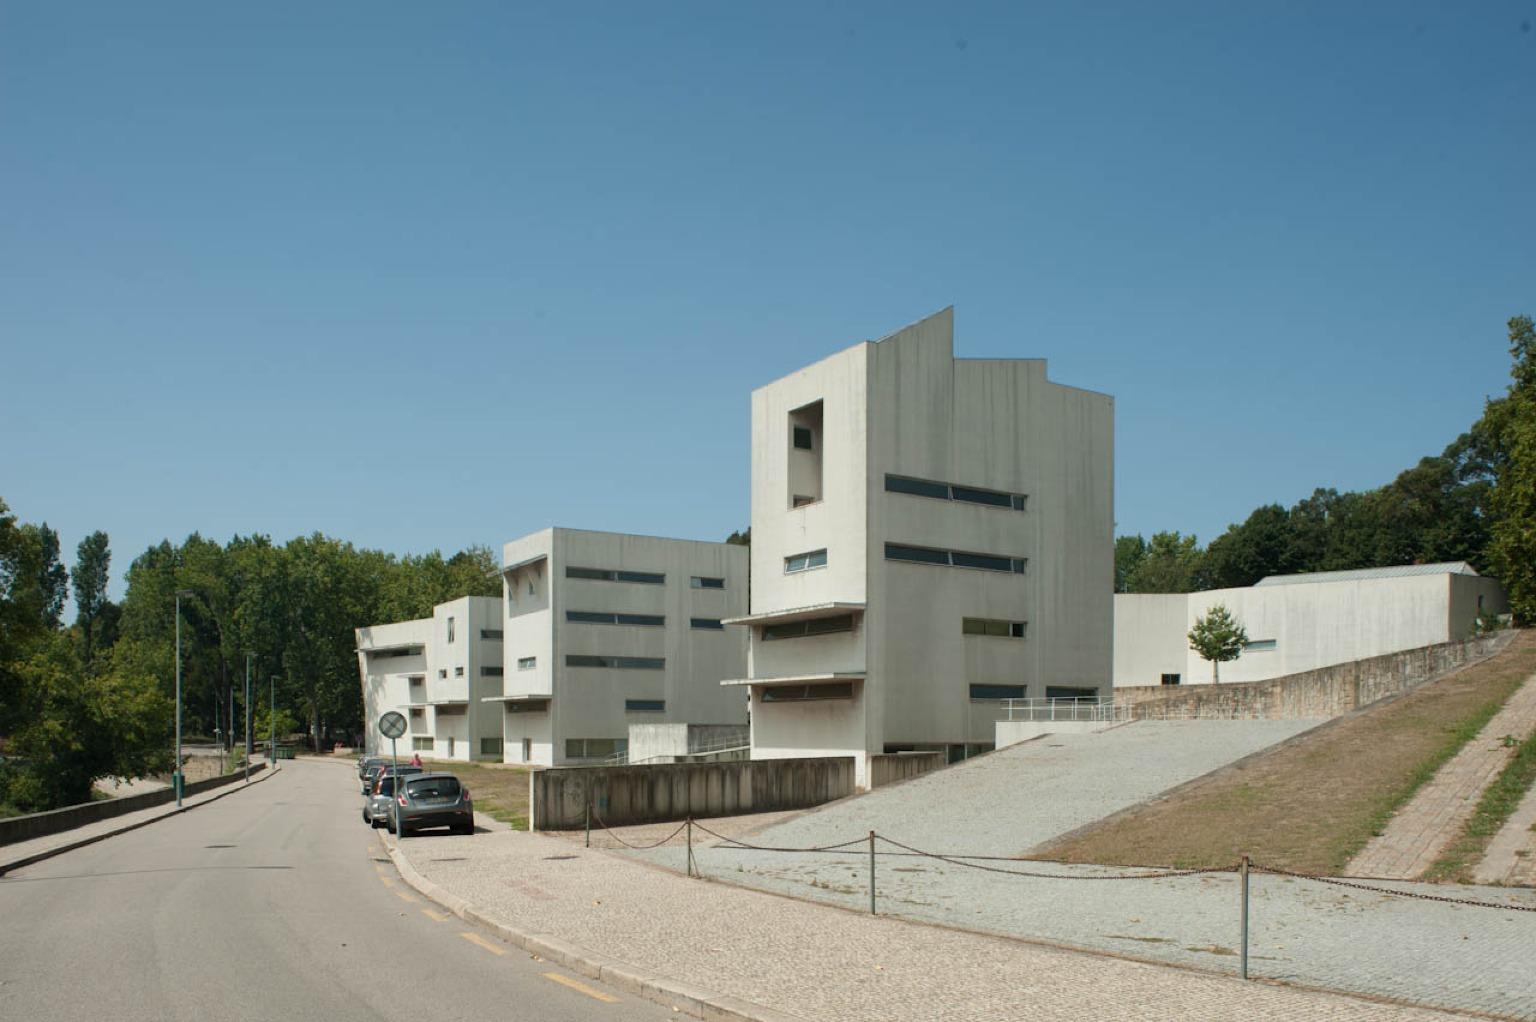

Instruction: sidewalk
[1352,673,1536,879]
[385,822,1493,1022]
[0,766,277,875]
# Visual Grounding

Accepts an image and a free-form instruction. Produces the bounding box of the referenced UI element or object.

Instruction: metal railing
[998,697,1124,723]
[601,729,752,766]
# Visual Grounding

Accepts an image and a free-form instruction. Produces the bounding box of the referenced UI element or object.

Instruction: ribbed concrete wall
[868,751,945,788]
[1115,632,1514,720]
[529,756,853,830]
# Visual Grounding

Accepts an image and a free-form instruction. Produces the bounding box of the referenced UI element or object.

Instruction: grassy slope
[1038,630,1536,874]
[1424,722,1536,882]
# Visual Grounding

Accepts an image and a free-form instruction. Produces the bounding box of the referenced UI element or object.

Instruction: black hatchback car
[389,773,474,837]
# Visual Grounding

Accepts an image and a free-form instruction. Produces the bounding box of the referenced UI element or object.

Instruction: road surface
[0,758,679,1021]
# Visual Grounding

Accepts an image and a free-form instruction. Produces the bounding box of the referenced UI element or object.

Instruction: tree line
[0,513,498,813]
[1117,315,1536,625]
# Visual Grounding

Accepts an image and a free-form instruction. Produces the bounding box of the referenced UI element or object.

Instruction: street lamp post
[244,652,255,783]
[174,588,194,807]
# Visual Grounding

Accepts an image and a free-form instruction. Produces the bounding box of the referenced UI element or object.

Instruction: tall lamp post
[174,588,195,807]
[244,652,255,783]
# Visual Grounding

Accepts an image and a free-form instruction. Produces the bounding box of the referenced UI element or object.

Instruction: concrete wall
[0,763,266,847]
[529,756,854,830]
[1115,631,1513,719]
[1115,574,1511,689]
[499,528,749,768]
[627,723,749,763]
[868,751,945,788]
[750,684,868,785]
[995,720,1117,747]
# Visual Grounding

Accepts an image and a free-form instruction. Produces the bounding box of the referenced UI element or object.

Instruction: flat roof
[1254,562,1479,587]
[720,672,865,688]
[357,642,426,654]
[722,602,866,627]
[501,553,549,573]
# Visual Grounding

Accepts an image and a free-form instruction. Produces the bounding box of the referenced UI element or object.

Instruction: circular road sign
[379,711,407,740]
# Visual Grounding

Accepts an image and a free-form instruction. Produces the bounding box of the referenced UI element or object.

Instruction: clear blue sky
[3,2,1533,606]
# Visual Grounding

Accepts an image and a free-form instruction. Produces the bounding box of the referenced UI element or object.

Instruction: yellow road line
[395,890,418,903]
[421,908,450,922]
[459,932,506,956]
[542,972,619,1003]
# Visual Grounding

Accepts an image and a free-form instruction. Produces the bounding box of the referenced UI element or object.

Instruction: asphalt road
[0,759,679,1021]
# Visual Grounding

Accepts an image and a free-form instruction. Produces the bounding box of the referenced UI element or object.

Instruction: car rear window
[406,777,461,799]
[376,777,397,796]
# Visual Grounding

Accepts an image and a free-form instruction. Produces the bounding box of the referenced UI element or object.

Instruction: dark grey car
[362,772,415,827]
[389,773,474,837]
[358,755,385,781]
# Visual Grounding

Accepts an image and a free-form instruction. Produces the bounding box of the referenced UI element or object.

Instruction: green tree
[1187,603,1249,683]
[72,530,112,665]
[1125,531,1203,593]
[1201,505,1296,589]
[1114,535,1147,593]
[1491,315,1536,623]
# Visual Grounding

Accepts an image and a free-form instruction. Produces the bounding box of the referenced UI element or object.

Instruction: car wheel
[386,815,396,834]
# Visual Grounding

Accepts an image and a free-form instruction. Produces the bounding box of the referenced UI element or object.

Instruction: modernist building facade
[725,308,1114,787]
[356,595,505,761]
[1114,562,1508,688]
[492,527,748,766]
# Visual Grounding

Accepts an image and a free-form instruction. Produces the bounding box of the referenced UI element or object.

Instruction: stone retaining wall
[529,756,854,830]
[1116,631,1515,720]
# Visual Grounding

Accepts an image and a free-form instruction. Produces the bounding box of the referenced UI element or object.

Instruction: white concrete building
[1113,562,1508,688]
[356,595,506,761]
[493,528,748,766]
[725,308,1114,788]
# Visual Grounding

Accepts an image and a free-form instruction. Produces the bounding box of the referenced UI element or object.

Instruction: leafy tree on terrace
[1491,315,1536,623]
[1188,604,1248,684]
[72,531,112,665]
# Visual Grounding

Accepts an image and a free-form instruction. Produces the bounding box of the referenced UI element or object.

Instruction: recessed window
[480,737,503,756]
[1243,639,1277,652]
[481,628,503,640]
[1161,673,1181,686]
[792,495,817,508]
[690,576,726,589]
[1046,686,1099,701]
[566,566,666,585]
[565,738,627,759]
[454,666,465,677]
[788,400,823,507]
[446,617,455,643]
[481,666,504,677]
[962,617,1026,638]
[516,656,536,670]
[625,699,665,712]
[565,654,665,670]
[409,708,424,719]
[760,682,854,702]
[793,426,814,450]
[438,669,447,679]
[784,549,828,574]
[969,684,1025,700]
[566,610,665,627]
[885,543,1025,574]
[885,474,1027,512]
[691,617,724,630]
[411,737,433,752]
[762,614,855,640]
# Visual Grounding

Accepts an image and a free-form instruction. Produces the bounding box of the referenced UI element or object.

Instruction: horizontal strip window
[885,474,1027,512]
[566,738,627,759]
[481,666,504,677]
[372,648,421,659]
[762,614,856,641]
[885,543,1026,574]
[970,684,1025,700]
[480,629,503,640]
[962,617,1027,639]
[565,654,666,670]
[505,699,548,714]
[784,549,828,574]
[1046,686,1099,701]
[566,610,665,627]
[625,699,665,712]
[1243,639,1277,651]
[691,617,725,630]
[566,566,666,585]
[760,682,855,703]
[480,737,503,755]
[516,656,536,670]
[690,576,726,589]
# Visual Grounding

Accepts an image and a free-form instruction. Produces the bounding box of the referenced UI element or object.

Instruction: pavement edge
[379,829,805,1022]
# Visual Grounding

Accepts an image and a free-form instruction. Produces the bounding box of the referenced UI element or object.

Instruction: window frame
[784,548,829,574]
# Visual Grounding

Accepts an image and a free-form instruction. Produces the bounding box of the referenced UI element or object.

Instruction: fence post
[1239,854,1250,980]
[687,817,695,878]
[868,830,877,915]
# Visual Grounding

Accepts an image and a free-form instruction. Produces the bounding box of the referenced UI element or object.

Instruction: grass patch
[412,759,531,830]
[1038,631,1536,875]
[1422,727,1536,883]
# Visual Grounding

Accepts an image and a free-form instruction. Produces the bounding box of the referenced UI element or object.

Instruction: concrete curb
[0,764,280,877]
[378,829,805,1022]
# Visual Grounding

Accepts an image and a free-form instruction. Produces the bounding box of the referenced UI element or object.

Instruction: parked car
[358,755,385,781]
[359,758,408,794]
[389,773,473,837]
[362,770,420,827]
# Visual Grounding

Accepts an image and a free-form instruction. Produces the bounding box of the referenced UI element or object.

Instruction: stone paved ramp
[746,719,1323,856]
[1351,673,1536,879]
[1475,773,1536,885]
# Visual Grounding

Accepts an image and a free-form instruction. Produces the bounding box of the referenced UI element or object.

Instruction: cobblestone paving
[396,824,1491,1022]
[1475,780,1536,885]
[1352,675,1536,879]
